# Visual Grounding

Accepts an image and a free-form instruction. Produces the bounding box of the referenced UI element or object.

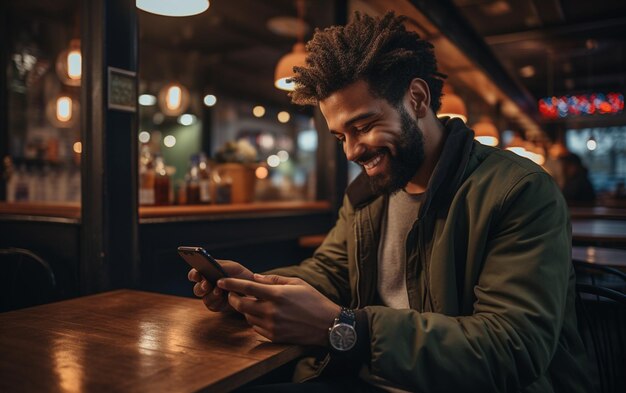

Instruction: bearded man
[189,12,591,393]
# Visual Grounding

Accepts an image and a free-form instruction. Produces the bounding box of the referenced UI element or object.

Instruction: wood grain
[0,290,309,393]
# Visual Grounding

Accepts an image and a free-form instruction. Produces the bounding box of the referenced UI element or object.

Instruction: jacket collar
[346,117,475,216]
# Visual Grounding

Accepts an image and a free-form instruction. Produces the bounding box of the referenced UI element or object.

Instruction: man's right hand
[187,260,254,312]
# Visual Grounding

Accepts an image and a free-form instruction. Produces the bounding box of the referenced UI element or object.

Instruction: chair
[573,260,626,293]
[575,283,626,393]
[0,247,57,312]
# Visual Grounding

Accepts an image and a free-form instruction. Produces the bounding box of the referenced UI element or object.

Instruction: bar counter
[0,200,331,222]
[0,201,335,296]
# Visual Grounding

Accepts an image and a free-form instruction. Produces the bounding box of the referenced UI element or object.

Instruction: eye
[354,123,373,134]
[333,134,345,144]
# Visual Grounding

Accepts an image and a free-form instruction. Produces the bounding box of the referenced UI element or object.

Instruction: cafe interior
[1,0,625,392]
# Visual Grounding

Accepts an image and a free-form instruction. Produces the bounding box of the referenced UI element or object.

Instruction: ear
[407,78,430,118]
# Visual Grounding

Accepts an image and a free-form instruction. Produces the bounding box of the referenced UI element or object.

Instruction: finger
[202,292,228,312]
[218,278,278,300]
[219,260,254,280]
[227,292,268,317]
[193,280,211,297]
[188,269,202,282]
[253,273,300,286]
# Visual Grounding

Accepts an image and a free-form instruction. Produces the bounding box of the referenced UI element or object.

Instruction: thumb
[253,273,296,285]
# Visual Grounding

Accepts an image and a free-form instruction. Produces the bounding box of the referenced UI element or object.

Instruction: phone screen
[178,246,227,286]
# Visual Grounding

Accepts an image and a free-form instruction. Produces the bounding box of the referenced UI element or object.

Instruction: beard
[367,106,425,195]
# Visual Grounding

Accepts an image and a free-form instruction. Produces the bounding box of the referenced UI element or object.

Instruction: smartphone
[177,246,228,287]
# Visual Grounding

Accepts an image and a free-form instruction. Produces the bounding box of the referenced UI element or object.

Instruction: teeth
[363,155,382,170]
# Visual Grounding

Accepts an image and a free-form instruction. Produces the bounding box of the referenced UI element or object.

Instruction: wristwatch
[328,307,357,351]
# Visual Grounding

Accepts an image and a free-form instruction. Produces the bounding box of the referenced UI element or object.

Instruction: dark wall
[0,219,81,301]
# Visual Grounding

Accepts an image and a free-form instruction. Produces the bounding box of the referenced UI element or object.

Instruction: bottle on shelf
[139,145,155,206]
[186,154,201,205]
[15,165,30,202]
[198,153,212,204]
[213,169,232,204]
[153,154,170,206]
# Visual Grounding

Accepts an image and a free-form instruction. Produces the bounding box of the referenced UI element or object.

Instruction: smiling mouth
[361,153,383,170]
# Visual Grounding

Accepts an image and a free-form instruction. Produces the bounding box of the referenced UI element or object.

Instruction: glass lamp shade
[158,83,190,116]
[472,116,499,146]
[46,95,79,128]
[438,87,467,123]
[56,39,81,86]
[274,43,307,91]
[136,0,209,17]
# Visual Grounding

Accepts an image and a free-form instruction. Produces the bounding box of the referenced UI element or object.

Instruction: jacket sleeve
[364,172,572,392]
[265,194,353,305]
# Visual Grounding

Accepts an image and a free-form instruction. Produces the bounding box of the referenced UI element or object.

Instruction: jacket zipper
[354,209,362,309]
[418,218,433,312]
[301,210,363,383]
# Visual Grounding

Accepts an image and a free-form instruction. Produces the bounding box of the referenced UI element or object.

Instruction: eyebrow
[329,111,379,134]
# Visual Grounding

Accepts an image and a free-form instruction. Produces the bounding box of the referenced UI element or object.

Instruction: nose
[343,136,365,162]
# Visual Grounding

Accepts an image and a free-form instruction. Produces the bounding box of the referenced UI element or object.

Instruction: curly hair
[290,12,446,112]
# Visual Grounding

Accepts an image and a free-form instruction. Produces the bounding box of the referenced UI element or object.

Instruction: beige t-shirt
[377,190,422,309]
[360,190,423,392]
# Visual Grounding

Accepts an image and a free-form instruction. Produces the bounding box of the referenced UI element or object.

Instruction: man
[189,12,591,392]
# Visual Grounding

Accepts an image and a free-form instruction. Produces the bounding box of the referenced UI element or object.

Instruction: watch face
[329,323,357,351]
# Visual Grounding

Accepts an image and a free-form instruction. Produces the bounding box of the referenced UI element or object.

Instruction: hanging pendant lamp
[56,39,81,86]
[136,0,209,17]
[274,0,307,91]
[437,85,467,123]
[472,116,499,146]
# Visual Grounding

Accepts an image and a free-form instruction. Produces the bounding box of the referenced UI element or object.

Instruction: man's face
[319,80,425,195]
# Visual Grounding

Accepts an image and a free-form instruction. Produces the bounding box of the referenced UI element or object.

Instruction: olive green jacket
[270,118,592,392]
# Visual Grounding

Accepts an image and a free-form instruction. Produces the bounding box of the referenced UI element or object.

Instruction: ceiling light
[472,116,499,146]
[164,135,177,148]
[274,0,308,91]
[158,83,190,116]
[277,111,291,123]
[437,85,467,123]
[139,94,157,106]
[277,150,289,162]
[56,96,73,122]
[275,43,307,91]
[586,137,597,151]
[255,166,269,179]
[203,94,217,107]
[178,114,196,126]
[56,39,81,86]
[253,106,266,117]
[138,131,151,143]
[267,155,280,168]
[136,0,209,17]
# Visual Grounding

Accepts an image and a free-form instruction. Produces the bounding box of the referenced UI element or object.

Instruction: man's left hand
[216,274,341,347]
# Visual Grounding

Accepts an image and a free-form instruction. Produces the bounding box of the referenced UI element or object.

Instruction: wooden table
[571,219,626,247]
[569,206,626,220]
[0,290,308,393]
[572,246,626,269]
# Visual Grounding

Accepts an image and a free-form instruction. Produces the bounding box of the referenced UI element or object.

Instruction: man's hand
[187,260,254,312]
[217,274,341,347]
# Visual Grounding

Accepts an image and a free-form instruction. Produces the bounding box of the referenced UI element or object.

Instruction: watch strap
[337,307,356,326]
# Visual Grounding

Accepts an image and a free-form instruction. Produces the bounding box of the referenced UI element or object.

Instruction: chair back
[0,247,57,312]
[573,260,626,293]
[575,283,626,393]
